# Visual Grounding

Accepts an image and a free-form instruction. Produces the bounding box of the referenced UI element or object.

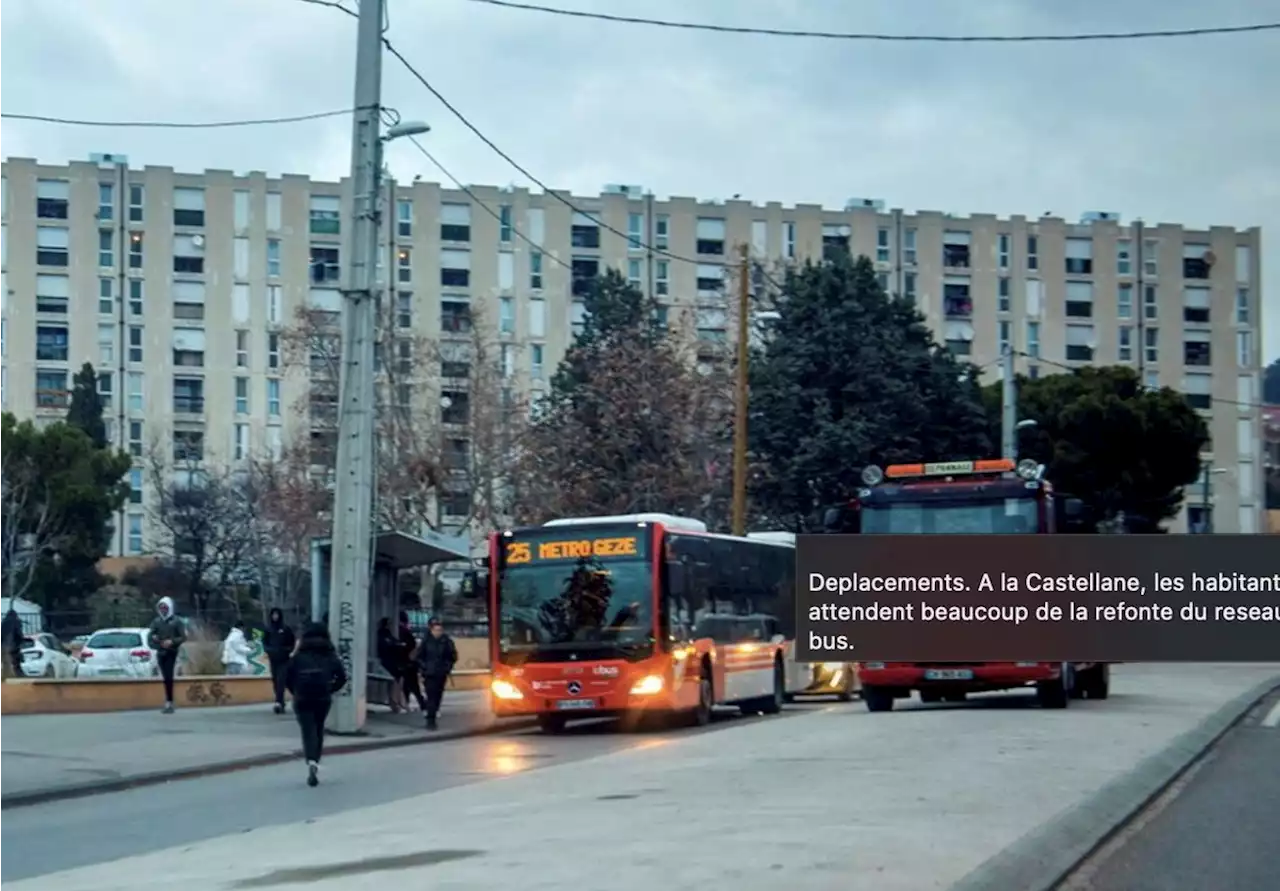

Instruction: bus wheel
[537,715,567,734]
[863,686,895,712]
[686,672,713,727]
[758,660,785,715]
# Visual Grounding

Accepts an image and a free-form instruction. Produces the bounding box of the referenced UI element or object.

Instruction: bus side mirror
[822,508,840,529]
[1064,498,1084,519]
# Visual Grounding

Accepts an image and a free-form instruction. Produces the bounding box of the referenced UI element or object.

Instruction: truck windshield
[861,497,1040,534]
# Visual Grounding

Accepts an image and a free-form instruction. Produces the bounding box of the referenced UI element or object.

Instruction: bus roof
[746,531,796,544]
[541,513,709,533]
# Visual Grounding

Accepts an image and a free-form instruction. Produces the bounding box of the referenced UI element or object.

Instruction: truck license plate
[924,669,973,680]
[555,698,596,710]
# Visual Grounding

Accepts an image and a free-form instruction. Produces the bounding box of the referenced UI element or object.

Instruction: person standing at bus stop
[414,618,458,731]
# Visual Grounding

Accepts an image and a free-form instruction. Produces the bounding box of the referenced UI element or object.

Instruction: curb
[948,673,1280,891]
[0,716,539,810]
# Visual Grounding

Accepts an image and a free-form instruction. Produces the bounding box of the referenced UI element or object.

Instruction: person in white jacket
[222,620,253,675]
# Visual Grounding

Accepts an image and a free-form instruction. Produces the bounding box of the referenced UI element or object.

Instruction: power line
[463,0,1280,43]
[0,108,365,129]
[1015,351,1269,410]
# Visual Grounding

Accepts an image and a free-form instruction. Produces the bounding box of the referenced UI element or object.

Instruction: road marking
[1261,699,1280,729]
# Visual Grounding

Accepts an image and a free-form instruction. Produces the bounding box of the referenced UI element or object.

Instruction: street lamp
[384,120,430,142]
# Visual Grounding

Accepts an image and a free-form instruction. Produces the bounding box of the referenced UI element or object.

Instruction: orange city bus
[487,513,797,733]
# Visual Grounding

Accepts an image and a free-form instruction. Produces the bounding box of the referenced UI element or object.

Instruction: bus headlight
[630,675,664,695]
[490,679,524,700]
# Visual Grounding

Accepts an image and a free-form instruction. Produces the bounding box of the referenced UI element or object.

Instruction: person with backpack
[262,608,297,715]
[284,622,348,787]
[413,618,458,731]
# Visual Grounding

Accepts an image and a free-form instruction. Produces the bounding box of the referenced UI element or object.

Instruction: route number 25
[505,541,532,564]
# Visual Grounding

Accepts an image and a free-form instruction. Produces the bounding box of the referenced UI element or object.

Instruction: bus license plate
[924,669,973,681]
[555,698,596,711]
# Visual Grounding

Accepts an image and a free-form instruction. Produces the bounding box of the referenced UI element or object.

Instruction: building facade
[0,156,1266,551]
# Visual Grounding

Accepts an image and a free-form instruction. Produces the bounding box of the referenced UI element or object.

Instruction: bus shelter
[309,529,472,729]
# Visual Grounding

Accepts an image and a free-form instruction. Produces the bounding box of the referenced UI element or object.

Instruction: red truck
[821,457,1110,712]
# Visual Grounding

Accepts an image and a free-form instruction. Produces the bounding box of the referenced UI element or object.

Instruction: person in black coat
[414,618,458,731]
[376,617,407,713]
[397,611,427,713]
[2,608,25,676]
[284,622,347,787]
[262,608,297,715]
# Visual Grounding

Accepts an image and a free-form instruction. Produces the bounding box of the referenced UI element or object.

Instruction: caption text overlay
[796,535,1278,662]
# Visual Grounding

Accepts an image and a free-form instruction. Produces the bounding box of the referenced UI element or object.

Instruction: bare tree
[1,473,57,603]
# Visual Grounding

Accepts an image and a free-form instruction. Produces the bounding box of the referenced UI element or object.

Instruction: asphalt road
[0,701,833,883]
[1058,690,1280,891]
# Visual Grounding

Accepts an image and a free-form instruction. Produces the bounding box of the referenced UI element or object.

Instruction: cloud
[2,0,1277,359]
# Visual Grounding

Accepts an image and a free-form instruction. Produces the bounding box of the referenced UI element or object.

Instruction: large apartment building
[0,155,1266,551]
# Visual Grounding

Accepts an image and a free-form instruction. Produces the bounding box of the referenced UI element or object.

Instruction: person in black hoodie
[262,608,297,715]
[284,622,347,787]
[397,611,427,713]
[413,618,458,730]
[376,617,407,713]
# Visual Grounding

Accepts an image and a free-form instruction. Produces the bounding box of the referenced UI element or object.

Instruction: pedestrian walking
[413,618,458,731]
[2,607,25,677]
[262,608,296,715]
[221,620,253,675]
[397,611,427,713]
[284,622,348,787]
[376,617,407,713]
[147,597,187,714]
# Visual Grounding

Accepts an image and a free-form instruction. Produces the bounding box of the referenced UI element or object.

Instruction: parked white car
[20,633,79,678]
[76,628,158,678]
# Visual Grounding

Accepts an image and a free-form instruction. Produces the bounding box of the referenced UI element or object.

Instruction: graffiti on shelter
[185,680,233,706]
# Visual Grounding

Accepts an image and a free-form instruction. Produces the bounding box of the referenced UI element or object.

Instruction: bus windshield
[861,497,1040,534]
[495,526,654,662]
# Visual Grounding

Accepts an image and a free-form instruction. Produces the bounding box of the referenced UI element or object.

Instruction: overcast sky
[3,0,1277,363]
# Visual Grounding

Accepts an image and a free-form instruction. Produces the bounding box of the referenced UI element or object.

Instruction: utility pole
[327,0,384,735]
[1000,342,1017,462]
[731,242,751,536]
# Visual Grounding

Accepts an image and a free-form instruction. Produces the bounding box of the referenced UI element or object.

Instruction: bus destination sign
[503,528,649,565]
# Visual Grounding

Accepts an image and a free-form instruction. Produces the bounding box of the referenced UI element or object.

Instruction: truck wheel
[537,715,567,734]
[919,690,943,704]
[1036,664,1072,709]
[1079,664,1111,700]
[863,686,895,713]
[836,671,856,702]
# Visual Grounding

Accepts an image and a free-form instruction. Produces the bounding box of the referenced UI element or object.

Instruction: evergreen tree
[66,362,108,449]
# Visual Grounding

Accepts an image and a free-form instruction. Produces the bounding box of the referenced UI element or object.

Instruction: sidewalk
[0,690,527,806]
[11,664,1278,891]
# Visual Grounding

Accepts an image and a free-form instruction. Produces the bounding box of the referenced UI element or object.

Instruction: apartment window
[653,303,669,329]
[1117,283,1133,320]
[36,325,69,361]
[267,285,282,324]
[997,234,1010,270]
[440,300,472,334]
[128,231,144,268]
[696,264,725,295]
[500,343,516,377]
[234,424,249,462]
[173,235,204,275]
[397,247,412,284]
[235,330,249,367]
[527,207,546,246]
[1026,235,1039,271]
[173,378,204,416]
[655,215,669,251]
[571,256,599,297]
[822,224,850,260]
[440,390,470,425]
[1116,239,1132,276]
[229,237,250,280]
[396,338,413,376]
[35,369,68,408]
[98,183,114,221]
[784,222,797,259]
[876,272,890,293]
[235,377,249,414]
[903,272,917,303]
[172,187,205,228]
[1235,287,1249,325]
[171,334,206,371]
[127,515,143,555]
[1142,239,1158,276]
[128,326,143,362]
[267,239,281,277]
[128,420,143,457]
[310,195,341,235]
[529,297,547,338]
[233,190,250,230]
[36,180,69,220]
[943,278,972,317]
[529,251,543,290]
[397,200,413,238]
[901,227,916,266]
[1182,286,1211,325]
[34,274,69,314]
[943,320,973,357]
[1182,244,1211,279]
[396,292,412,328]
[126,372,144,412]
[628,213,643,249]
[1183,373,1212,410]
[1064,238,1093,275]
[1183,330,1211,367]
[1145,328,1159,364]
[1236,331,1252,368]
[128,185,144,223]
[440,203,472,243]
[440,249,470,288]
[750,220,768,257]
[172,428,204,461]
[1065,324,1095,362]
[530,343,545,379]
[569,301,587,338]
[98,324,115,364]
[131,281,147,319]
[499,297,515,335]
[1025,321,1041,358]
[627,259,642,289]
[497,204,512,243]
[1065,281,1094,319]
[1144,370,1159,392]
[267,332,280,369]
[1143,285,1158,321]
[998,320,1012,354]
[36,226,70,267]
[267,379,281,417]
[98,230,114,267]
[1118,326,1134,362]
[259,191,279,230]
[98,278,115,314]
[304,244,338,285]
[876,228,891,263]
[696,218,726,256]
[655,260,670,296]
[128,468,143,505]
[571,212,601,249]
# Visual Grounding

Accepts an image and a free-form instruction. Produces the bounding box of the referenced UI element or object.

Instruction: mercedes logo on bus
[566,681,582,695]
